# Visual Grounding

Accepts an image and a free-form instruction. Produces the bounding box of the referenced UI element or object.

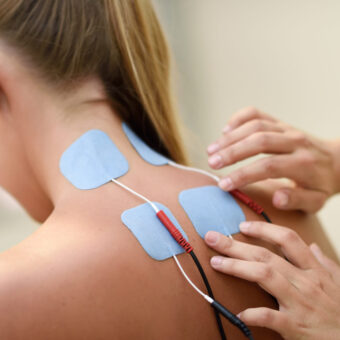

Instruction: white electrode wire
[112,178,211,303]
[168,160,220,183]
[111,178,159,213]
[169,161,233,239]
[172,254,213,304]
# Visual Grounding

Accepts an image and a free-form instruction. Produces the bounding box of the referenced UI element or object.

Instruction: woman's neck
[11,76,142,222]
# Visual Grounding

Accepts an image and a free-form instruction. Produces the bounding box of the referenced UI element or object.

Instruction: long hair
[0,0,188,164]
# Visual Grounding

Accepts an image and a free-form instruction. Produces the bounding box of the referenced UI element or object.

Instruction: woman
[0,1,337,339]
[206,107,340,339]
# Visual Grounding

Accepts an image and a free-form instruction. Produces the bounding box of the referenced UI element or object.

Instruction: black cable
[190,251,227,340]
[211,300,254,340]
[261,211,272,223]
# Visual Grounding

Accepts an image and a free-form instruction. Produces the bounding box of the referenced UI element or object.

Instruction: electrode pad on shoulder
[60,130,129,189]
[179,185,246,238]
[121,202,188,261]
[122,122,169,166]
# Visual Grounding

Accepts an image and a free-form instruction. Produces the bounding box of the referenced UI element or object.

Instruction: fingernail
[240,222,251,232]
[211,256,223,266]
[208,154,222,168]
[207,143,220,154]
[273,191,288,208]
[205,231,220,245]
[219,177,233,190]
[223,125,231,133]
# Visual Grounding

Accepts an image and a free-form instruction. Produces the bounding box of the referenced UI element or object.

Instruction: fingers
[273,187,327,212]
[207,119,283,155]
[224,106,277,132]
[218,155,301,191]
[204,231,299,282]
[240,222,319,269]
[238,307,296,337]
[209,256,297,304]
[208,132,296,169]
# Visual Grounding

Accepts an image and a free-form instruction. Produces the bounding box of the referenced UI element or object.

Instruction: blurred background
[0,0,339,256]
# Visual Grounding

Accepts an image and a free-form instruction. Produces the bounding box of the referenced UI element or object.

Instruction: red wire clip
[231,189,264,215]
[156,210,193,253]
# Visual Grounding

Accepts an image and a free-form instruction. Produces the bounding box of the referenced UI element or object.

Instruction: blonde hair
[0,0,188,164]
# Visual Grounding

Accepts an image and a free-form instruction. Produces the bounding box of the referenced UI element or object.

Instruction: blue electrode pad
[122,122,169,166]
[60,130,129,190]
[121,202,188,261]
[179,185,246,238]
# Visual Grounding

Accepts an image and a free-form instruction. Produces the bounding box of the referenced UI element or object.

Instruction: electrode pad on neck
[121,202,188,261]
[60,130,129,189]
[122,122,169,166]
[179,186,246,238]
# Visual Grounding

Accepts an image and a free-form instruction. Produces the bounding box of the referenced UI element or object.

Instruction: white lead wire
[112,177,213,304]
[111,178,159,213]
[168,160,220,183]
[172,254,213,304]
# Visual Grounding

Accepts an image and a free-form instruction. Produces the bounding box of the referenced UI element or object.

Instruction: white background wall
[0,0,339,257]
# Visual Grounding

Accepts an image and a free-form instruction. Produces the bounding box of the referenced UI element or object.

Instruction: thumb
[272,187,327,213]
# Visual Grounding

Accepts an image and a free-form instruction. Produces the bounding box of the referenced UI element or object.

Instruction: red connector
[156,210,193,253]
[230,189,264,215]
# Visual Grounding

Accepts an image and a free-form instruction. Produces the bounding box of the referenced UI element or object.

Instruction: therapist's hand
[207,107,340,212]
[205,224,340,340]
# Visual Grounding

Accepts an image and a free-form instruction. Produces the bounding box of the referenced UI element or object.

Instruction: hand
[207,106,340,212]
[204,223,340,340]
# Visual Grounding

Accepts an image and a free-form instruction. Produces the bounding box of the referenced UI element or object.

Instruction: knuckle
[252,119,265,132]
[254,248,272,263]
[257,133,270,148]
[221,238,233,252]
[308,268,328,287]
[257,264,274,281]
[245,106,259,115]
[282,229,299,244]
[263,158,276,173]
[258,309,273,324]
[301,281,321,297]
[226,147,236,163]
[219,150,231,165]
[227,260,237,272]
[234,168,248,184]
[292,132,308,146]
[298,150,316,166]
[218,134,231,147]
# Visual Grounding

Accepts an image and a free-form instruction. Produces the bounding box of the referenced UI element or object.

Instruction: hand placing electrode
[207,106,340,213]
[205,106,340,339]
[204,223,340,340]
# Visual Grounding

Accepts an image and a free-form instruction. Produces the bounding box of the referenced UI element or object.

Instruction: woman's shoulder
[0,216,137,339]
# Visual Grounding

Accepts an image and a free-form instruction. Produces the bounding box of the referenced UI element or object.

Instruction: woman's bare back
[0,153,337,340]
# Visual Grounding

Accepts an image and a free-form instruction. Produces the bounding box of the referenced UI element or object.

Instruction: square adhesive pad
[179,185,246,238]
[60,129,129,190]
[122,122,169,166]
[121,202,188,261]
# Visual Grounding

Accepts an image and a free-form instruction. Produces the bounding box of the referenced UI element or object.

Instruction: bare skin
[0,46,338,339]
